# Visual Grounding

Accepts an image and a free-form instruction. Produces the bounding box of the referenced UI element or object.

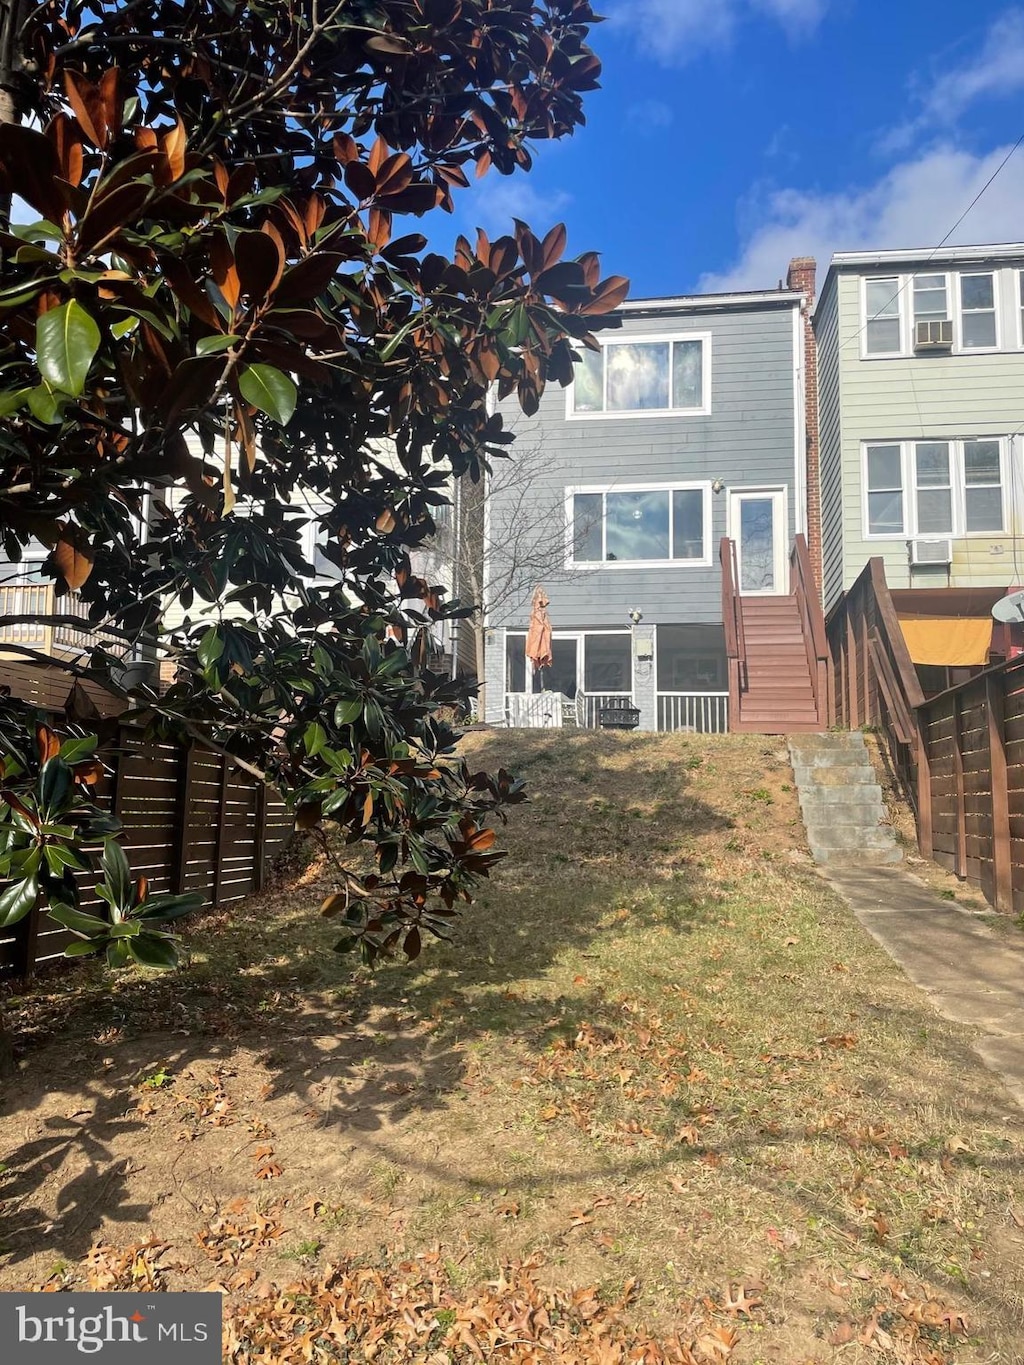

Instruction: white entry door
[728,489,788,595]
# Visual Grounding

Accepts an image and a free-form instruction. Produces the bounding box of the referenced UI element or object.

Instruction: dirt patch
[2,730,1024,1363]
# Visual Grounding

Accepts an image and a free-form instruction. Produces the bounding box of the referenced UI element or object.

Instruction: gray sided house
[816,243,1024,616]
[482,284,810,731]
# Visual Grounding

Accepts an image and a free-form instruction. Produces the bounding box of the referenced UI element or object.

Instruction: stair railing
[826,557,925,825]
[720,537,747,718]
[789,533,832,726]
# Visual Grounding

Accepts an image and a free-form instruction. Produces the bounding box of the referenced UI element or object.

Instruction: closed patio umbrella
[525,586,553,687]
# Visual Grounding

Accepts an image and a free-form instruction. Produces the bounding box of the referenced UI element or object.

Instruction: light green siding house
[814,244,1024,614]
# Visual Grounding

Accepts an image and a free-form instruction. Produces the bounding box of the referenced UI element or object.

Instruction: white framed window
[566,482,711,566]
[1017,270,1024,347]
[958,272,998,349]
[864,277,903,355]
[865,444,905,535]
[913,273,949,325]
[569,333,710,417]
[862,438,1006,538]
[863,268,1012,356]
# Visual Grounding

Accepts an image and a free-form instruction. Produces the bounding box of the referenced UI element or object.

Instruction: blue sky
[451,1,1024,298]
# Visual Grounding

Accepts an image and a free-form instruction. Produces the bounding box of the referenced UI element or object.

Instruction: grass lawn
[2,730,1024,1364]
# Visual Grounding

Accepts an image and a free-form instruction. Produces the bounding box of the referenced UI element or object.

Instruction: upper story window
[913,274,948,325]
[865,278,902,355]
[863,438,1005,538]
[568,483,710,565]
[570,334,709,417]
[863,268,1007,356]
[959,272,997,349]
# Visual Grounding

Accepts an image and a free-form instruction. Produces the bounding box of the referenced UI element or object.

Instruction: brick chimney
[786,257,821,596]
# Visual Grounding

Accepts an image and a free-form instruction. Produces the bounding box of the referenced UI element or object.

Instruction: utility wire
[840,131,1024,358]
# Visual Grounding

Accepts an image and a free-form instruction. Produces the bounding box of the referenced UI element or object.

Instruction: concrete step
[805,822,899,852]
[799,782,883,806]
[789,732,902,867]
[811,844,904,867]
[792,763,876,787]
[790,733,868,753]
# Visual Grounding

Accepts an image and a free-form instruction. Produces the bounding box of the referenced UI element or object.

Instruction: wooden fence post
[255,781,268,891]
[915,709,933,860]
[172,743,195,895]
[213,755,231,905]
[952,694,967,880]
[986,675,1013,912]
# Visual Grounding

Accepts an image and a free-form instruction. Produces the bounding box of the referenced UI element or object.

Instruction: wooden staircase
[721,535,831,735]
[734,596,823,732]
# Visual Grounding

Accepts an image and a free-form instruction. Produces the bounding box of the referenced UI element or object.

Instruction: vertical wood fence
[827,559,1024,914]
[0,662,293,981]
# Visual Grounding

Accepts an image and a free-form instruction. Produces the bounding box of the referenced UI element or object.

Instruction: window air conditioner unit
[913,319,953,351]
[910,537,953,567]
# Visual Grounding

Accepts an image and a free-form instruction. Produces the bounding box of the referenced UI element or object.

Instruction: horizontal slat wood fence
[1,661,293,981]
[827,559,1024,914]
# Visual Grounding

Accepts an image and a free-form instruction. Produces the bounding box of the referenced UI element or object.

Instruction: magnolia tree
[0,0,626,1067]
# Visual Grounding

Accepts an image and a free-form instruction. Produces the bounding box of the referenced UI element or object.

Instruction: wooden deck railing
[790,533,832,726]
[720,536,746,720]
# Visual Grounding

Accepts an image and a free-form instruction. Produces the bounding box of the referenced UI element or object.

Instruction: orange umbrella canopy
[525,587,553,672]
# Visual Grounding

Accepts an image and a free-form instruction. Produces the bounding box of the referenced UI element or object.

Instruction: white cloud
[626,99,675,132]
[923,9,1024,123]
[882,10,1024,153]
[700,142,1024,292]
[607,0,826,64]
[454,176,571,238]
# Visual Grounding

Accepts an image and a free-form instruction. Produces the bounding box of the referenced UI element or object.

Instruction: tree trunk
[0,1003,17,1078]
[464,558,487,721]
[473,617,487,722]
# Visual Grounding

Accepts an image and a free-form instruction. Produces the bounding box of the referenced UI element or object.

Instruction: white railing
[657,692,729,733]
[53,592,95,650]
[0,583,48,645]
[505,692,568,728]
[0,583,98,654]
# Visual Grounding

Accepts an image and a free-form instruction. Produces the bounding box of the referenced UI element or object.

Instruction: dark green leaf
[238,364,296,425]
[36,300,101,396]
[0,872,39,928]
[127,934,179,969]
[100,838,132,910]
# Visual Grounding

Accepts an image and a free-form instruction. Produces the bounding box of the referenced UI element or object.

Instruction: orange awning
[897,615,993,667]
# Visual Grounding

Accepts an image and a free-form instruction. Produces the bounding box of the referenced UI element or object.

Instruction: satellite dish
[992,590,1024,623]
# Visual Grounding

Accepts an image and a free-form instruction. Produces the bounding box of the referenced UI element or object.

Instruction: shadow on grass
[0,729,733,1268]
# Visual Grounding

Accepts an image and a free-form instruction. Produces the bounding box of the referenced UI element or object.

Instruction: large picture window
[863,439,1005,537]
[571,335,709,416]
[569,484,710,565]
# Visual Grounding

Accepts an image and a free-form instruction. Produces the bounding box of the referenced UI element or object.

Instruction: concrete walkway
[823,864,1024,1112]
